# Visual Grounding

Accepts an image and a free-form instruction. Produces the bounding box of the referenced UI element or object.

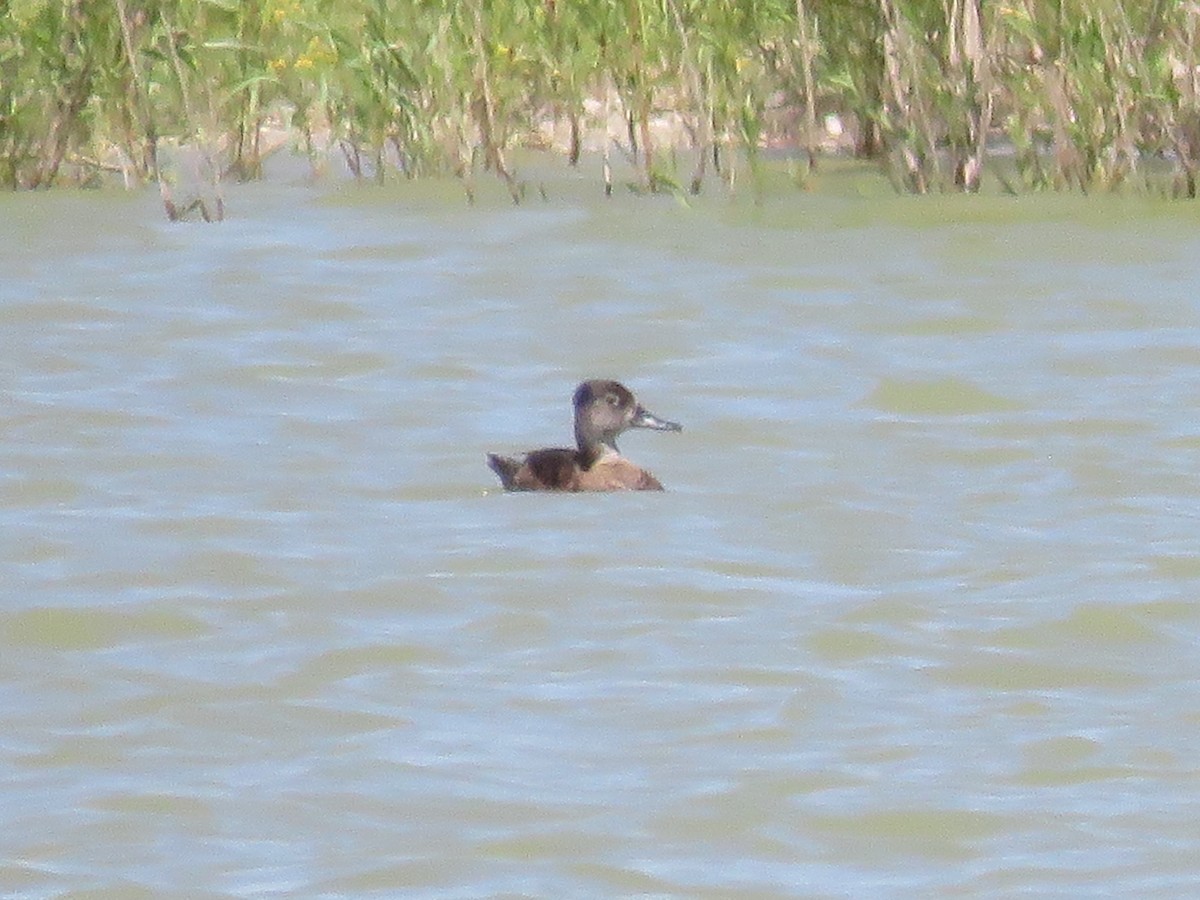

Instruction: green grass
[3,0,1199,214]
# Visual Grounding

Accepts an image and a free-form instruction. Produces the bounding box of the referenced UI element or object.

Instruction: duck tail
[487,453,522,490]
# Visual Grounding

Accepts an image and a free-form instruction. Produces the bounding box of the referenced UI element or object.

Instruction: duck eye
[606,394,619,406]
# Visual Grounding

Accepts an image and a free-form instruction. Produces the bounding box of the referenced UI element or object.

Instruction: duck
[488,380,682,491]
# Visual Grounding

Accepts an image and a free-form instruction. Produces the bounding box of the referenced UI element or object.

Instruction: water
[3,164,1200,897]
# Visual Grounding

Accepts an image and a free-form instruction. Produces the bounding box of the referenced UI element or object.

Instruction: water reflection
[2,172,1200,895]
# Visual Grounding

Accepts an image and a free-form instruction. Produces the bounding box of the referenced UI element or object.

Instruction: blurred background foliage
[2,0,1199,204]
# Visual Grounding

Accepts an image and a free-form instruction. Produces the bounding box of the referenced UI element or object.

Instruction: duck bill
[631,405,682,432]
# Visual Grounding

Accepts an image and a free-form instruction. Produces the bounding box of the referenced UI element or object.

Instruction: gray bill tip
[633,407,683,432]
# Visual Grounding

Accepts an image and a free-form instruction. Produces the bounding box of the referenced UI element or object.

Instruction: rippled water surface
[4,167,1200,897]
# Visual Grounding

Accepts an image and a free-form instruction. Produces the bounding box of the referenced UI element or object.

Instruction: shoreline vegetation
[4,0,1200,218]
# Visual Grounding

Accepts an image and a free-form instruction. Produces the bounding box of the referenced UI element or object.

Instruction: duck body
[488,380,681,492]
[487,447,667,491]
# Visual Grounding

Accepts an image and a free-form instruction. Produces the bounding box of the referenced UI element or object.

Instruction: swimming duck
[488,380,682,491]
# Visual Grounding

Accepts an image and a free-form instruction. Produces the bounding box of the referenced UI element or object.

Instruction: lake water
[3,160,1200,897]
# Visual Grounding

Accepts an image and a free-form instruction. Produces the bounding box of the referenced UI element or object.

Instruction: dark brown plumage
[488,380,682,492]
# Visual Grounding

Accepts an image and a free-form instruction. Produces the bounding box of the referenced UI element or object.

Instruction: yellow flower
[304,34,337,65]
[267,0,303,26]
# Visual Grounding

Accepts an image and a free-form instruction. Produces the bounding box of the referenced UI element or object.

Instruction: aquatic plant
[3,0,1199,209]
